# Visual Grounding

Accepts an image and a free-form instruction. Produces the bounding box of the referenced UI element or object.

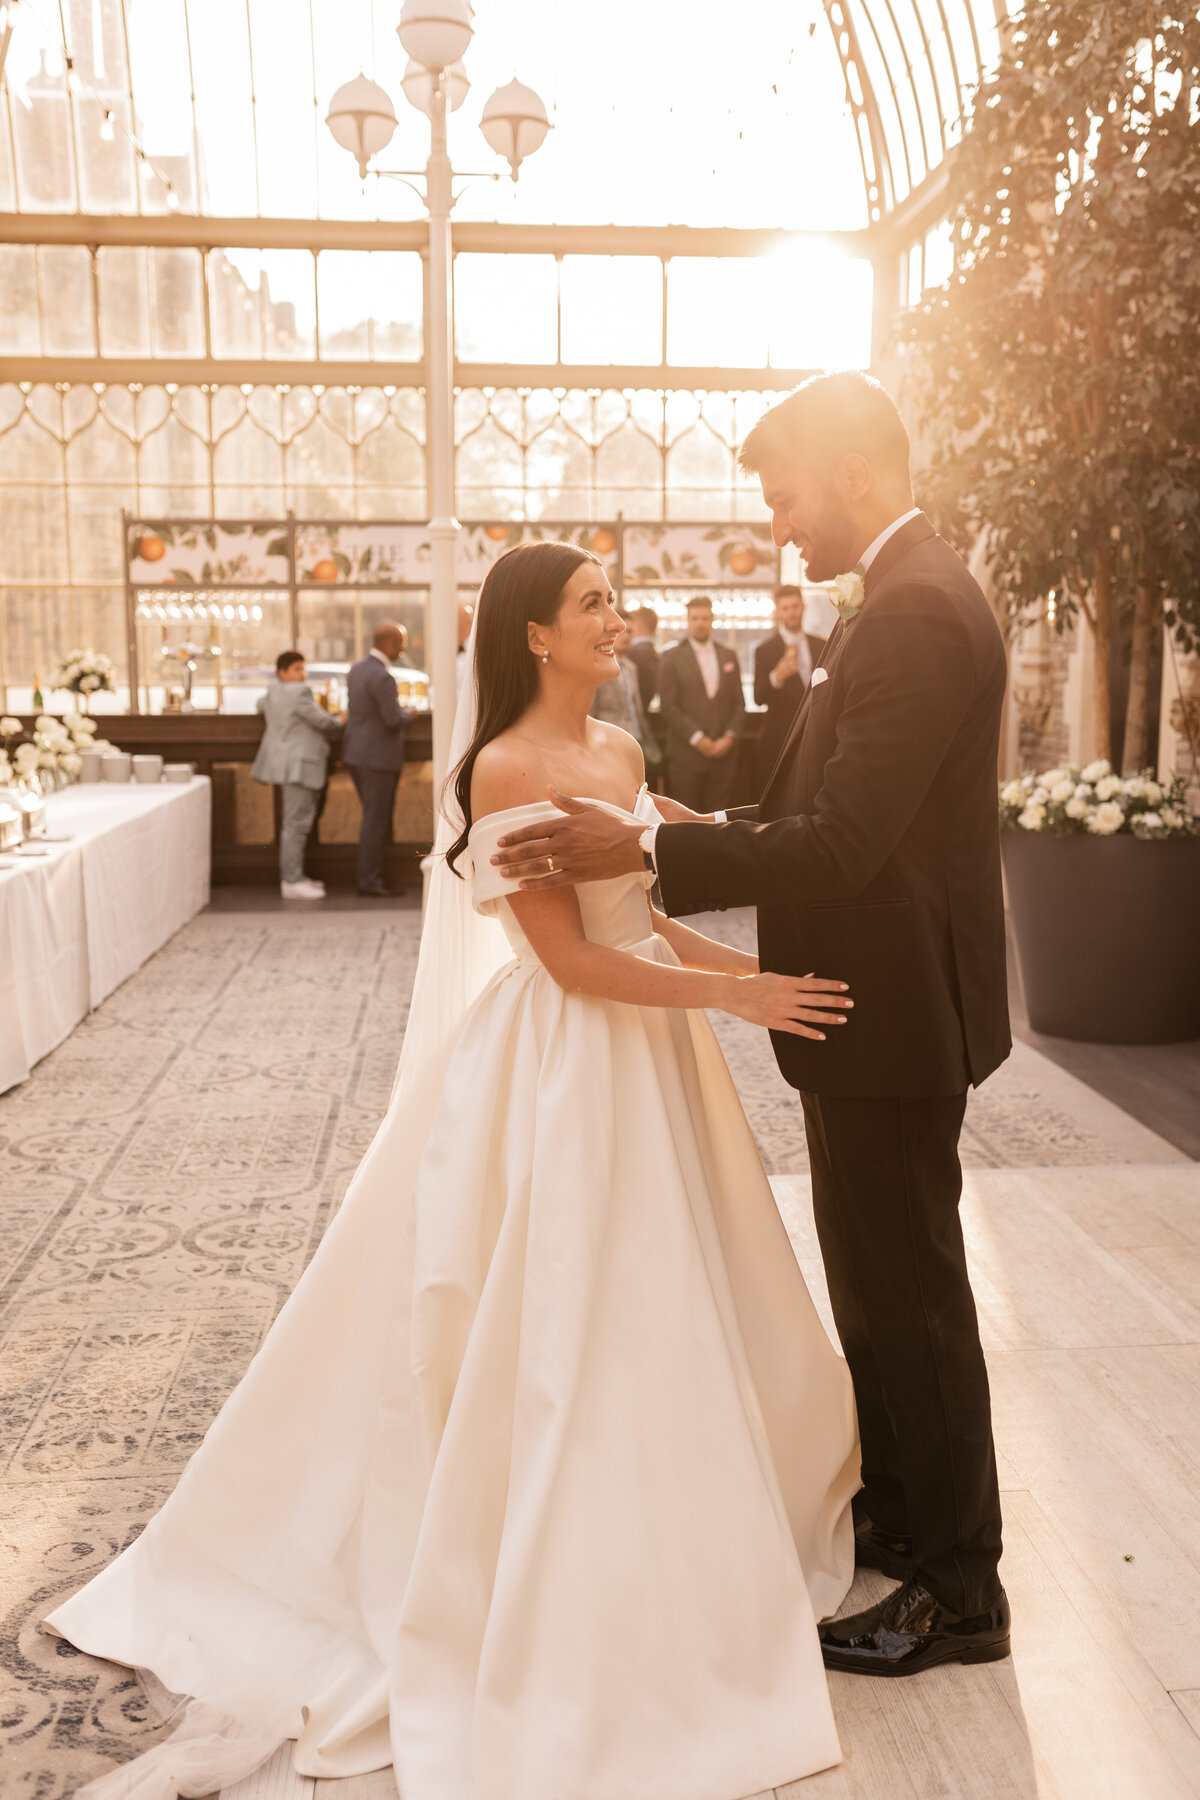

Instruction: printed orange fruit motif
[589,527,616,557]
[138,534,167,562]
[312,559,339,582]
[728,548,757,576]
[485,525,511,542]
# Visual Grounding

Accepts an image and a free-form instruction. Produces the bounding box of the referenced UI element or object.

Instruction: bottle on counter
[32,674,44,710]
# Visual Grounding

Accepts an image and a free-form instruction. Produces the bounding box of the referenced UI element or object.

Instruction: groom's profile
[493,370,1014,1675]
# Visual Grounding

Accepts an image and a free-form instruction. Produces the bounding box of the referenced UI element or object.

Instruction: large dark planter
[1002,831,1200,1044]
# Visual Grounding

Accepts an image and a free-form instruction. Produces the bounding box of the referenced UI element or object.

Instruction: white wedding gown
[46,790,859,1800]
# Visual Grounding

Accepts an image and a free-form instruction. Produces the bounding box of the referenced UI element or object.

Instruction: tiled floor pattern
[0,906,1194,1798]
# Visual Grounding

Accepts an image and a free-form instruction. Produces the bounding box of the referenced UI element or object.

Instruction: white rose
[0,716,21,736]
[1050,779,1074,803]
[38,750,58,769]
[1143,781,1163,806]
[59,752,82,776]
[1000,780,1028,805]
[1038,768,1067,788]
[1161,807,1183,830]
[1082,758,1111,783]
[1018,803,1046,830]
[1065,796,1090,820]
[1135,811,1164,834]
[1074,783,1094,800]
[1088,801,1125,835]
[1095,775,1122,800]
[1122,776,1146,798]
[13,743,39,773]
[1031,786,1050,804]
[72,717,98,738]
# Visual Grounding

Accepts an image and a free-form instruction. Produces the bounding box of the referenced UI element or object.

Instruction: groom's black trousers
[800,1089,1003,1617]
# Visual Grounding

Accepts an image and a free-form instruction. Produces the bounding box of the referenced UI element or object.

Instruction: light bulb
[166,186,180,210]
[100,111,115,142]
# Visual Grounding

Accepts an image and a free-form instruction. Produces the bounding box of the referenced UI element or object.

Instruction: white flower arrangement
[52,647,116,698]
[0,705,102,789]
[1000,762,1198,838]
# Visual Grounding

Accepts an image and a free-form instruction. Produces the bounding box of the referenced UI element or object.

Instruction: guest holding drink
[251,650,342,901]
[344,623,415,898]
[754,584,827,787]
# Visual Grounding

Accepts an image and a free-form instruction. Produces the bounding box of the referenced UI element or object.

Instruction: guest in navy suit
[343,623,415,897]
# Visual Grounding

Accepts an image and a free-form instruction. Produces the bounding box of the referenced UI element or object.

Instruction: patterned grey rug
[0,906,1182,1797]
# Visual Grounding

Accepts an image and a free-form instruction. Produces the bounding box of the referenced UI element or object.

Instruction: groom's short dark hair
[739,372,910,482]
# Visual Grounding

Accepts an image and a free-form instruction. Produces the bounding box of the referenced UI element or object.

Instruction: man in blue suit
[343,622,415,897]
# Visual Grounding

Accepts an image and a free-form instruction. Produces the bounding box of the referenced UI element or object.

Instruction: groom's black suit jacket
[654,514,1011,1098]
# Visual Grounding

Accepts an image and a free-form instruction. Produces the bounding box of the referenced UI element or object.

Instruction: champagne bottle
[32,674,43,710]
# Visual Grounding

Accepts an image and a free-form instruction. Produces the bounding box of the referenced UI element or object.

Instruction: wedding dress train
[46,791,859,1800]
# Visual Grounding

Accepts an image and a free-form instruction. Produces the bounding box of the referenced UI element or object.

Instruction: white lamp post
[325,0,551,795]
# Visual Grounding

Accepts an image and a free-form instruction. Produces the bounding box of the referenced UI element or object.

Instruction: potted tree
[898,0,1200,1042]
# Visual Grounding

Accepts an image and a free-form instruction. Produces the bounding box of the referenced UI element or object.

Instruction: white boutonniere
[830,569,866,619]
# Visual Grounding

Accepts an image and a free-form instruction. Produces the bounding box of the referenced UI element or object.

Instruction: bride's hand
[653,795,714,824]
[720,973,852,1039]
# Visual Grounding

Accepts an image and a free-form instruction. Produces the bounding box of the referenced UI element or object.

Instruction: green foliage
[899,1,1200,655]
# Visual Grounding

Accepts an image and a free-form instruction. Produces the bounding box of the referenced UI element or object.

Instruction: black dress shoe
[854,1518,914,1581]
[820,1579,1011,1677]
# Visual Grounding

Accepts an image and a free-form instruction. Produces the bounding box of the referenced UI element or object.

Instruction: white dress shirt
[859,507,922,573]
[686,635,727,747]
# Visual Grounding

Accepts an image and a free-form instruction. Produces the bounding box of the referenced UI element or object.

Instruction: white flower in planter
[14,743,40,774]
[1066,796,1090,820]
[1050,779,1074,803]
[0,717,22,737]
[1088,800,1125,835]
[1038,768,1068,787]
[1131,811,1165,838]
[1031,786,1050,804]
[1123,776,1146,798]
[1074,782,1095,800]
[59,752,82,777]
[1095,775,1123,800]
[1161,806,1184,830]
[1082,758,1111,783]
[1018,802,1047,830]
[1001,780,1028,805]
[72,717,98,739]
[1143,781,1163,806]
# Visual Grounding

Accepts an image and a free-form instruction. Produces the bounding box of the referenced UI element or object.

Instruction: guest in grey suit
[343,622,415,897]
[588,611,661,770]
[251,649,343,900]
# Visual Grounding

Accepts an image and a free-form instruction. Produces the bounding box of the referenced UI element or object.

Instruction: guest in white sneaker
[251,649,343,901]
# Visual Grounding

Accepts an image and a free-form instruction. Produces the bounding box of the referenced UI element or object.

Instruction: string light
[14,0,183,208]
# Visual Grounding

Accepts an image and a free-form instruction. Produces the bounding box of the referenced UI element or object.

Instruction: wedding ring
[547,855,556,874]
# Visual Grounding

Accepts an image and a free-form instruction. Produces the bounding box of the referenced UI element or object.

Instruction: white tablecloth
[0,777,211,1092]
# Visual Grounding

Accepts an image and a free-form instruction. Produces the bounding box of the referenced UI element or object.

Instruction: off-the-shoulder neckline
[467,784,649,841]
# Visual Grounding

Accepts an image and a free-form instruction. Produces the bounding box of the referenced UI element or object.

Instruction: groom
[492,372,1013,1675]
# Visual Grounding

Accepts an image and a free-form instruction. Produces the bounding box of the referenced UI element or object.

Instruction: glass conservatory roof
[0,0,1020,233]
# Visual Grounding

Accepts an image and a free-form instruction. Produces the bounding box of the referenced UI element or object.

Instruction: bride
[46,541,860,1800]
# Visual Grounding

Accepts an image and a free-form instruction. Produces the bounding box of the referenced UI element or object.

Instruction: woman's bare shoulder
[588,717,646,785]
[470,731,551,819]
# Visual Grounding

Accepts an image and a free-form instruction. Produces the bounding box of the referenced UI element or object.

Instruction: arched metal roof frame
[823,0,1014,222]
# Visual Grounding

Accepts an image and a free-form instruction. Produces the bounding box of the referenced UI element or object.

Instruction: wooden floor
[219,1157,1200,1800]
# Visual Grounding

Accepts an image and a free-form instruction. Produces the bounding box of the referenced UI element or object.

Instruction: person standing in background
[625,605,661,715]
[754,584,827,788]
[251,649,343,902]
[658,596,745,814]
[589,610,661,772]
[344,623,415,898]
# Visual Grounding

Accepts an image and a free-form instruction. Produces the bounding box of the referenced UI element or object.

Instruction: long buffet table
[0,777,211,1092]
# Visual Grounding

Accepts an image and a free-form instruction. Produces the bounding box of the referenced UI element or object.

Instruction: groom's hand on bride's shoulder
[493,788,645,889]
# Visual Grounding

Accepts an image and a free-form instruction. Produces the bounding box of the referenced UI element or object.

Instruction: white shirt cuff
[713,810,727,823]
[688,729,704,747]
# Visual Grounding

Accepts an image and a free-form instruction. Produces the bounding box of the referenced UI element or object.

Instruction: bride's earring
[541,653,550,663]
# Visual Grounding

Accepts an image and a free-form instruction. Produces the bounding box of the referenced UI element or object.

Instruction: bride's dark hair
[446,540,599,876]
